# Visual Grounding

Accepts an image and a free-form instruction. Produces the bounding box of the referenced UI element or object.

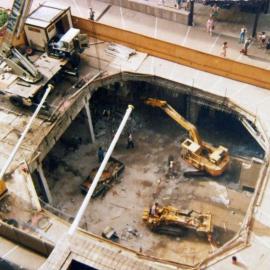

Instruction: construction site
[0,0,270,270]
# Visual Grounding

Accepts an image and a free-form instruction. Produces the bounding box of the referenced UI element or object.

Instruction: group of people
[239,28,269,55]
[205,5,269,58]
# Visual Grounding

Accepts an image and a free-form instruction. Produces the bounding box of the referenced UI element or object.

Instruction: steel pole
[0,84,53,179]
[68,104,134,235]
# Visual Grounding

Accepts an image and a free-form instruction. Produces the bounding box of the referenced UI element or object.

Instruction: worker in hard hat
[150,202,161,217]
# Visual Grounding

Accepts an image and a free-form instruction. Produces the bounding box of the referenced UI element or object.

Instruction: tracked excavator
[143,204,213,238]
[145,98,229,176]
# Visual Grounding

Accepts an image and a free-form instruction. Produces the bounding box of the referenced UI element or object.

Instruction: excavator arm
[144,98,202,145]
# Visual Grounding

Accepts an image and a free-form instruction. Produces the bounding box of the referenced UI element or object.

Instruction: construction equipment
[145,98,229,176]
[0,1,89,108]
[0,0,43,83]
[102,226,119,242]
[0,180,8,199]
[80,157,125,198]
[143,204,213,238]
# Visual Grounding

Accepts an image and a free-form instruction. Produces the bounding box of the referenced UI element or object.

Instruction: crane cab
[181,138,201,155]
[209,146,228,165]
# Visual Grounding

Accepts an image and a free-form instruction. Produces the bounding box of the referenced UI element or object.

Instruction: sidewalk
[1,0,269,69]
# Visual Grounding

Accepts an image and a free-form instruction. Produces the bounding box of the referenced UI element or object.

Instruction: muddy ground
[41,100,262,266]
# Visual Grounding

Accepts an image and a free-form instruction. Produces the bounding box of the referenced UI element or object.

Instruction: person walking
[239,26,247,44]
[240,38,251,55]
[98,146,104,163]
[206,17,214,36]
[221,41,228,57]
[89,8,95,20]
[210,4,219,20]
[175,0,183,9]
[260,32,267,48]
[126,132,134,149]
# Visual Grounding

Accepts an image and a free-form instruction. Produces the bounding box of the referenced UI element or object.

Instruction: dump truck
[143,204,213,238]
[145,98,230,176]
[80,157,125,198]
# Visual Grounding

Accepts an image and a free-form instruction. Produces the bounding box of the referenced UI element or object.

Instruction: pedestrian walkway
[1,0,269,69]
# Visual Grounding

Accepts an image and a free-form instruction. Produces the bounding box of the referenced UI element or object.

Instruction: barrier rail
[73,17,270,90]
[0,220,54,257]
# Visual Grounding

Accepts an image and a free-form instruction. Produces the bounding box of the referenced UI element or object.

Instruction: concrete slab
[0,237,46,270]
[4,245,45,270]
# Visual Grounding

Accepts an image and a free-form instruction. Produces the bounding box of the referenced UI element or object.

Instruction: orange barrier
[73,17,270,90]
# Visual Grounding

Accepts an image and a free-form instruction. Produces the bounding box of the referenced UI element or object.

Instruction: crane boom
[144,98,229,176]
[144,98,202,145]
[0,0,42,83]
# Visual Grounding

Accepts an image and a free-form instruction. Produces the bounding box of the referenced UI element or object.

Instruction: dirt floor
[42,97,263,266]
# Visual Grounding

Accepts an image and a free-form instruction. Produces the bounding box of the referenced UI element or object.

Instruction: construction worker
[150,202,160,217]
[126,132,134,149]
[98,146,104,163]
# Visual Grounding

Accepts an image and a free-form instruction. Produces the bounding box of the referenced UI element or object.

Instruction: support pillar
[186,98,200,124]
[252,8,261,38]
[84,101,96,143]
[208,107,216,119]
[37,163,53,205]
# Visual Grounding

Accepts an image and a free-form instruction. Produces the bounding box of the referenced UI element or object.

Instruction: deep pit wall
[2,72,269,270]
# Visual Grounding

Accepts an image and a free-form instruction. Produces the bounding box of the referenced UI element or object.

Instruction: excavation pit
[36,79,264,266]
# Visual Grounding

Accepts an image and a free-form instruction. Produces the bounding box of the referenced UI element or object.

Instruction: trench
[31,78,264,266]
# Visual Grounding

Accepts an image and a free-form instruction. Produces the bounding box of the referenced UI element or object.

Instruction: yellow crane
[145,98,229,176]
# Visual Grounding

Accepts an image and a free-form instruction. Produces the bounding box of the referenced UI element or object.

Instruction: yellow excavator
[145,98,229,176]
[143,204,213,238]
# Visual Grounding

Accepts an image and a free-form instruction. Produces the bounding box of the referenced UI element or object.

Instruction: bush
[0,10,8,28]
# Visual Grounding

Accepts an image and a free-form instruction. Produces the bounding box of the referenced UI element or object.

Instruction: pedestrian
[206,17,214,36]
[240,37,251,55]
[126,132,134,149]
[210,4,219,20]
[98,146,104,163]
[266,39,270,53]
[89,8,95,20]
[185,0,191,11]
[220,41,228,57]
[175,0,182,9]
[239,26,247,44]
[260,31,267,48]
[232,256,238,265]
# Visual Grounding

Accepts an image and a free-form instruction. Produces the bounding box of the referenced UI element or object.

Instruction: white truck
[0,0,89,108]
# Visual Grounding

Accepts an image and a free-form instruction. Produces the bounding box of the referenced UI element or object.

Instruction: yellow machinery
[143,205,212,237]
[0,180,7,199]
[145,98,229,176]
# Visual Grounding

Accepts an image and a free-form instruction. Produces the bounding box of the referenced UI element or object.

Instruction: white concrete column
[84,101,95,143]
[68,104,134,236]
[0,84,53,180]
[37,163,53,205]
[22,164,42,211]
